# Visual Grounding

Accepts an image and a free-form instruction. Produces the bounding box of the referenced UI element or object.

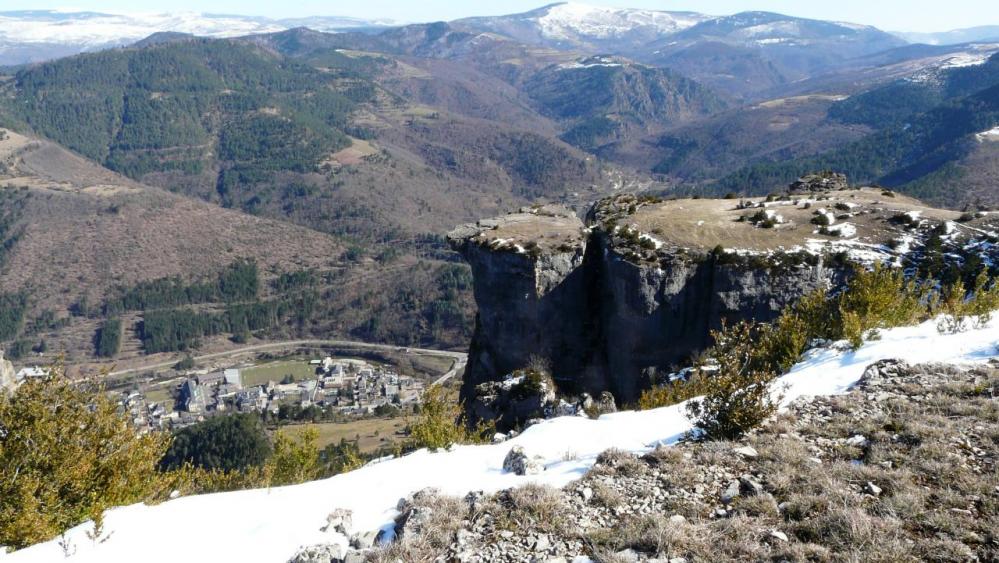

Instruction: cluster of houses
[311,357,424,415]
[122,357,426,431]
[122,390,178,432]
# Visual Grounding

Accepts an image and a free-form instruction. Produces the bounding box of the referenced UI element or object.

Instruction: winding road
[106,339,467,381]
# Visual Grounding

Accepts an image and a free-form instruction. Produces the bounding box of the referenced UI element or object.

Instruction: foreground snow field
[6,318,999,563]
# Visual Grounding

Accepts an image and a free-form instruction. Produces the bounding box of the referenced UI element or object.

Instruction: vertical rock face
[452,189,966,410]
[448,205,591,397]
[0,350,15,395]
[594,241,834,401]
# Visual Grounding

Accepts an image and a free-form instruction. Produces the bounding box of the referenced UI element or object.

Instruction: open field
[626,188,962,252]
[282,417,408,453]
[143,386,175,406]
[329,137,379,165]
[241,360,318,387]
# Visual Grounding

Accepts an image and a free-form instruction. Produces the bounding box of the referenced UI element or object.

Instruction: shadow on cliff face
[455,222,842,424]
[459,243,592,409]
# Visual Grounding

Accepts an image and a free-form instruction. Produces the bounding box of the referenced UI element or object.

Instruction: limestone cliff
[0,350,15,395]
[451,188,983,409]
[448,205,593,393]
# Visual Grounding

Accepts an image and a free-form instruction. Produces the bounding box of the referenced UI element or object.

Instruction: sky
[2,0,997,33]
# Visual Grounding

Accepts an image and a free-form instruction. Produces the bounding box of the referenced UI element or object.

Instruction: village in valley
[118,355,428,434]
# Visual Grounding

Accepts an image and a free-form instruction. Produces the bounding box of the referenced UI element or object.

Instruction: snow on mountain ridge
[736,21,803,39]
[534,2,709,41]
[0,10,388,49]
[0,12,279,46]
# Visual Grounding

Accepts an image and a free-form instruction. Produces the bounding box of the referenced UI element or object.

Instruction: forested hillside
[2,39,363,198]
[714,72,999,206]
[0,35,618,240]
[523,57,725,151]
[0,128,476,368]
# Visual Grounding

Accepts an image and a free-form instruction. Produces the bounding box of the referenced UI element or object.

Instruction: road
[432,356,467,386]
[106,339,467,379]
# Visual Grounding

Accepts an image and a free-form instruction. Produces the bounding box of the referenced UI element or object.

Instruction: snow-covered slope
[0,11,281,47]
[0,10,391,65]
[6,317,999,562]
[456,2,711,53]
[532,2,707,41]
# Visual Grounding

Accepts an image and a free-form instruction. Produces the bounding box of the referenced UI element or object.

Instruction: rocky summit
[450,186,999,413]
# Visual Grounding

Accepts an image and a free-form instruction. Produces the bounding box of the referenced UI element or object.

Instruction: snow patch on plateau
[822,222,857,238]
[736,21,802,39]
[939,52,990,69]
[975,126,999,142]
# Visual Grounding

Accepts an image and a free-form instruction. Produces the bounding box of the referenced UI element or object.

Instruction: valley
[2,3,999,377]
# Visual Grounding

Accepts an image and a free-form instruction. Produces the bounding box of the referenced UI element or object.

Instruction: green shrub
[836,264,926,347]
[406,386,490,452]
[936,270,999,333]
[686,321,782,440]
[756,310,811,373]
[322,439,364,475]
[0,369,169,549]
[509,369,555,401]
[267,428,321,486]
[811,213,832,226]
[638,372,712,410]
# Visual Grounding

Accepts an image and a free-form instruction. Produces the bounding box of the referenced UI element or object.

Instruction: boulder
[321,508,352,535]
[855,359,909,389]
[467,371,559,431]
[349,530,378,550]
[502,445,545,476]
[738,475,765,497]
[394,488,447,541]
[595,391,617,414]
[720,480,741,505]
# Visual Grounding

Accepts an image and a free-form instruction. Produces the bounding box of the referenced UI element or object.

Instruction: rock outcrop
[467,370,559,429]
[789,171,849,192]
[448,205,594,398]
[450,188,981,412]
[0,350,15,396]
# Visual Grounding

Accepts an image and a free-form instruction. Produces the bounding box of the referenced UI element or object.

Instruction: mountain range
[0,9,393,65]
[0,3,992,68]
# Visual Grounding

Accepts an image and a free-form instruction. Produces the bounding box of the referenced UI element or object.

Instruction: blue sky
[6,1,997,32]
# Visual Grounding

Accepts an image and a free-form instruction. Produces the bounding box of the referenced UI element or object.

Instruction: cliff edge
[450,187,991,413]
